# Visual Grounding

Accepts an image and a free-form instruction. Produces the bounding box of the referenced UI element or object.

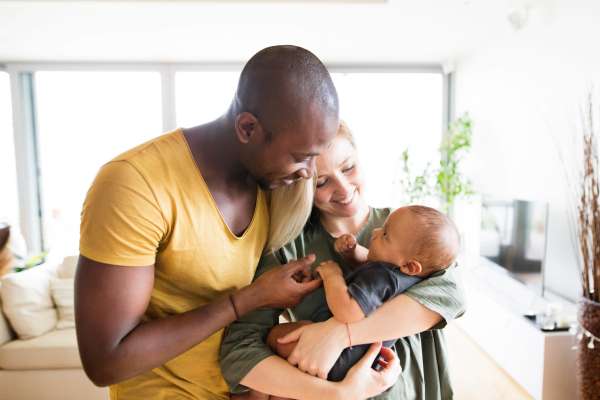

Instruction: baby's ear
[400,260,423,276]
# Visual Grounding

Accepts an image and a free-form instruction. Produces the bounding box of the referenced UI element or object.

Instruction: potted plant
[399,114,480,266]
[399,113,475,212]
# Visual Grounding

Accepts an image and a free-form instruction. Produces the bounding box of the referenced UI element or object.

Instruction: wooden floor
[444,323,534,400]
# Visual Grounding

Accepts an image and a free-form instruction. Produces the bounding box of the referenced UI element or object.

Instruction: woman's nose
[334,175,353,196]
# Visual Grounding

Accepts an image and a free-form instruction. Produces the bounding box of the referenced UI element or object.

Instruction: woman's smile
[333,188,357,205]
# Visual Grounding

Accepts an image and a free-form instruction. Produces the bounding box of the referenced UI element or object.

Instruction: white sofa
[0,257,107,400]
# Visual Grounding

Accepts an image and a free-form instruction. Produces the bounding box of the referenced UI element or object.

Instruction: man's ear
[235,112,259,144]
[400,260,423,276]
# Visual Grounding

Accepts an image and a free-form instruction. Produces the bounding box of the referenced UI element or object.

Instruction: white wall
[0,1,508,63]
[454,0,600,301]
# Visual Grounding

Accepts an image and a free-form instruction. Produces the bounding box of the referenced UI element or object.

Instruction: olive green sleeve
[219,252,285,394]
[403,265,466,329]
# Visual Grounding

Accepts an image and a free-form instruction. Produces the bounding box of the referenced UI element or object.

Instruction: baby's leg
[240,321,313,400]
[266,320,312,358]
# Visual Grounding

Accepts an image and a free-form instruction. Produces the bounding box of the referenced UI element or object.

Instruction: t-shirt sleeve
[347,263,421,316]
[403,265,466,329]
[220,249,288,394]
[79,160,167,267]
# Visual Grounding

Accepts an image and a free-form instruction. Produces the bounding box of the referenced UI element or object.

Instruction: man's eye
[297,155,313,163]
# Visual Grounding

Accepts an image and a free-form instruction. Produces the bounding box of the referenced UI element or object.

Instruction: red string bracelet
[346,322,353,348]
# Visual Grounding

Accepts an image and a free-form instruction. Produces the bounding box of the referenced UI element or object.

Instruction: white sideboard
[454,257,578,400]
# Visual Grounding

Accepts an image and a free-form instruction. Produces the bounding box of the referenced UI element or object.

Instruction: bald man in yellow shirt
[75,46,400,400]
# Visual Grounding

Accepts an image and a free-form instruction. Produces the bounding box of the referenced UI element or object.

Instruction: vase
[577,297,600,400]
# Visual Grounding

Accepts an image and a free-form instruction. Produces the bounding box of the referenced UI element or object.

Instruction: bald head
[231,45,339,132]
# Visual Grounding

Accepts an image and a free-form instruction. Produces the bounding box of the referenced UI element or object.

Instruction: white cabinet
[455,258,577,400]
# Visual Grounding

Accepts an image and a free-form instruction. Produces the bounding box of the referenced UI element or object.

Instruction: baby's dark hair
[406,205,460,273]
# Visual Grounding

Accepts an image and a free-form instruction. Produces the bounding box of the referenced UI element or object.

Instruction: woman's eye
[316,179,328,188]
[342,165,355,174]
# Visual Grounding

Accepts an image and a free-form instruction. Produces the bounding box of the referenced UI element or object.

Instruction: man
[75,45,399,400]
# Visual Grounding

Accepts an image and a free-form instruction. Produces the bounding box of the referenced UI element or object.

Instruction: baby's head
[368,205,460,277]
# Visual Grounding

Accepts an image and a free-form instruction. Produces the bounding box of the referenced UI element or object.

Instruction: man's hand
[248,255,322,309]
[315,260,343,280]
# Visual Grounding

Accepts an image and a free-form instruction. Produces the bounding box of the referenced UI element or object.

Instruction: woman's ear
[400,260,423,276]
[235,112,259,144]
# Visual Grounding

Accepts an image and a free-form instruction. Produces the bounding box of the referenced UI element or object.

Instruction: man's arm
[75,255,319,387]
[315,261,365,323]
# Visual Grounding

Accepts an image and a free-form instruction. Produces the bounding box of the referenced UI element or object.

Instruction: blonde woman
[221,121,465,400]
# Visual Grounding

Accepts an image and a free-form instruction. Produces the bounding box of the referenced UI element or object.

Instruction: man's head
[230,45,340,190]
[368,205,460,277]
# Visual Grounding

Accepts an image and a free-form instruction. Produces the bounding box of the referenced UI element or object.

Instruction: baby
[245,205,459,399]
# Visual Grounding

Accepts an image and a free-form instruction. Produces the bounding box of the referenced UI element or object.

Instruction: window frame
[1,61,452,253]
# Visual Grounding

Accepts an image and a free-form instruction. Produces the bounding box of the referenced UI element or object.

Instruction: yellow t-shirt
[80,129,269,399]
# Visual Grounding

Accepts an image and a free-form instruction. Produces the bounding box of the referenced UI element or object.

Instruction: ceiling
[0,1,531,64]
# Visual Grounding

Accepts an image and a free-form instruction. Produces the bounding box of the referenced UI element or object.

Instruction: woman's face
[314,135,367,218]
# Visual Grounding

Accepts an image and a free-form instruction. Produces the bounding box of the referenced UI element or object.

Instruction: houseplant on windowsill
[572,92,600,400]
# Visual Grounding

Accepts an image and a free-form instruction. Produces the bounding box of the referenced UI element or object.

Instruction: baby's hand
[334,234,357,254]
[315,260,343,279]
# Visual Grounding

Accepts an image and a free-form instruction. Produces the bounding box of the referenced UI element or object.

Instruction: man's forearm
[84,286,262,386]
[240,356,344,400]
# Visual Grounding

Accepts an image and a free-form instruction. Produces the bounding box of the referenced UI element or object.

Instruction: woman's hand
[277,317,348,379]
[339,343,401,400]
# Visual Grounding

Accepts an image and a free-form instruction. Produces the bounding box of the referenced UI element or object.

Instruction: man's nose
[296,168,310,179]
[297,159,316,179]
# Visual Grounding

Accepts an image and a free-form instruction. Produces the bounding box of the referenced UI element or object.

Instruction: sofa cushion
[0,264,58,339]
[0,328,81,370]
[57,256,78,279]
[0,281,16,345]
[50,278,75,329]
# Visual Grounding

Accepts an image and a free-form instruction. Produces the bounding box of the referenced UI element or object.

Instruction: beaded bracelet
[229,294,240,320]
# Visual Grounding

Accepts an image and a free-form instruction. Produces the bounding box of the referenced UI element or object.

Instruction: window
[331,72,443,207]
[34,71,162,255]
[11,66,443,255]
[175,71,240,128]
[0,72,19,228]
[174,70,443,207]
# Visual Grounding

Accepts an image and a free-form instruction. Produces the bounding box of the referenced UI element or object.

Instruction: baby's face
[367,207,418,266]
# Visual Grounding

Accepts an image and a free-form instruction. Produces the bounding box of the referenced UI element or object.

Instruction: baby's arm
[315,261,366,323]
[334,234,369,266]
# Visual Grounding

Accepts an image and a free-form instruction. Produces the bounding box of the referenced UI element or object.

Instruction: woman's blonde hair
[265,120,354,253]
[266,177,315,253]
[337,120,356,148]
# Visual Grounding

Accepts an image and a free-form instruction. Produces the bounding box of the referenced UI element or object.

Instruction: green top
[220,208,466,400]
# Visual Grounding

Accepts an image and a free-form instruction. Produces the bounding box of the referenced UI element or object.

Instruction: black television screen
[480,199,549,290]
